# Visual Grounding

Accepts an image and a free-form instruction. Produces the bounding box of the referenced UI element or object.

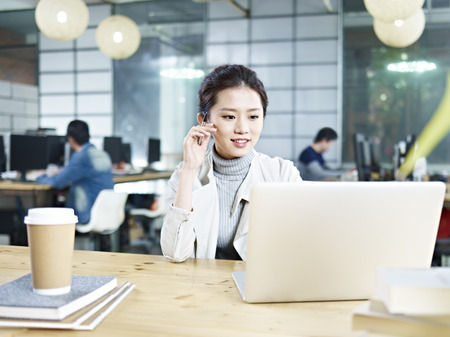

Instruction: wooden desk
[0,172,173,205]
[0,180,52,191]
[0,245,363,337]
[0,180,55,211]
[0,172,172,189]
[113,171,173,184]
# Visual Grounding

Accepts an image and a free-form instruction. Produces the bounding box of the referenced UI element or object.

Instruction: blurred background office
[1,0,450,178]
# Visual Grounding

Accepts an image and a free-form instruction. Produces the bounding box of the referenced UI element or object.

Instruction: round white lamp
[35,0,89,41]
[96,15,141,60]
[364,0,424,23]
[373,9,425,48]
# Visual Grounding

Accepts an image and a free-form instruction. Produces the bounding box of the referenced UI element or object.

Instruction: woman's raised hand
[182,123,216,171]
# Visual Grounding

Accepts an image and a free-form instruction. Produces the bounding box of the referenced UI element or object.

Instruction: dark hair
[198,64,268,121]
[314,127,338,143]
[67,120,90,145]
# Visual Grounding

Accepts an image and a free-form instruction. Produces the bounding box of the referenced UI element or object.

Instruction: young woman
[160,64,302,262]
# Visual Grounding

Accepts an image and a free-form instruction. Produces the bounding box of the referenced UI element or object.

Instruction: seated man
[297,127,344,181]
[36,120,114,224]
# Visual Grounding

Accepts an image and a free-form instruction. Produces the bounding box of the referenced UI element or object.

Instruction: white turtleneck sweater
[212,148,255,260]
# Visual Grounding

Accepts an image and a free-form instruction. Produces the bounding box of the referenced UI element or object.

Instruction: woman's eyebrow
[217,107,261,112]
[217,107,237,112]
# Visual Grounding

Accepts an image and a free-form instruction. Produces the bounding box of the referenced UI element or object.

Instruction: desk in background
[0,172,173,245]
[0,180,55,211]
[0,245,363,337]
[0,181,56,244]
[113,170,172,184]
[0,170,173,191]
[0,179,53,192]
[0,170,173,204]
[113,171,172,198]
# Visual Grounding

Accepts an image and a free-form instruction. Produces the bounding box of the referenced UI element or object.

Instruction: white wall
[38,4,113,146]
[0,80,39,162]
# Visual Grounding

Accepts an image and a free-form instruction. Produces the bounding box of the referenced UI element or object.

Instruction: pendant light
[35,0,89,41]
[96,15,141,60]
[363,0,424,23]
[373,9,425,48]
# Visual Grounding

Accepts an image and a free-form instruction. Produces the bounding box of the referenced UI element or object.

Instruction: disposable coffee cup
[24,208,78,295]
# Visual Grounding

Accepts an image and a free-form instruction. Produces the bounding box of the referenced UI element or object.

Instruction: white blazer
[160,150,302,262]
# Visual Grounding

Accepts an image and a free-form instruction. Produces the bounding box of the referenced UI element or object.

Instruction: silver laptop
[233,181,446,303]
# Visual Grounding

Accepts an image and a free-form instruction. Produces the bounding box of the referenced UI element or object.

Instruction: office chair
[432,207,450,266]
[75,189,128,252]
[128,195,166,254]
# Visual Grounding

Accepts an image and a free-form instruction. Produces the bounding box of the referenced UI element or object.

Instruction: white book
[376,267,450,315]
[0,282,135,330]
[0,274,117,320]
[352,299,450,337]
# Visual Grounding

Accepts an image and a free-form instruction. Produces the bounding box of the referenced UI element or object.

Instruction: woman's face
[202,86,264,159]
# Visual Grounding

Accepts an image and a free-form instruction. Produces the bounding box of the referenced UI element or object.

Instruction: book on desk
[0,273,135,330]
[376,267,450,315]
[353,299,450,337]
[353,267,450,337]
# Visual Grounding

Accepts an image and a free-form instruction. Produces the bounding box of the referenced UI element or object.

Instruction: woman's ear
[197,112,207,124]
[197,113,203,124]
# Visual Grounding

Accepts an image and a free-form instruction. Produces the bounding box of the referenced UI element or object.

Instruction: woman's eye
[250,115,260,120]
[223,115,235,120]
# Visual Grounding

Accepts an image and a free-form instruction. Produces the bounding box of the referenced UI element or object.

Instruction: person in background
[297,127,344,181]
[35,120,114,224]
[160,64,302,263]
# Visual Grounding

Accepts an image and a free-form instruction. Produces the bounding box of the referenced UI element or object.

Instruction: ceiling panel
[0,0,205,37]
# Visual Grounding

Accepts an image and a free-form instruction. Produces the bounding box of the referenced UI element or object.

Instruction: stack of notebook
[352,267,450,337]
[0,273,134,330]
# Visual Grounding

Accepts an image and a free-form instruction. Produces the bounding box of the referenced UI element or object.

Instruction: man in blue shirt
[297,127,344,181]
[36,120,114,224]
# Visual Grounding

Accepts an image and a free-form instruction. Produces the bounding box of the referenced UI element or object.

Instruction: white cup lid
[24,208,78,225]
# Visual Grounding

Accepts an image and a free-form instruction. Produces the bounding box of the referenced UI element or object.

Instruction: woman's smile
[231,138,250,148]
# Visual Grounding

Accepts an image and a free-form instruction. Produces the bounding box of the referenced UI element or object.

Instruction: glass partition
[343,0,450,174]
[113,1,206,168]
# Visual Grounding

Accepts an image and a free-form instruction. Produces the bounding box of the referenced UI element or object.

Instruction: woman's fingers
[188,124,216,144]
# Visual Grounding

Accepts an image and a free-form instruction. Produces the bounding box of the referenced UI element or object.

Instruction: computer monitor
[353,133,381,181]
[0,135,6,175]
[121,143,131,163]
[148,138,161,165]
[103,136,123,164]
[353,133,371,181]
[47,135,67,166]
[368,137,381,174]
[10,134,49,181]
